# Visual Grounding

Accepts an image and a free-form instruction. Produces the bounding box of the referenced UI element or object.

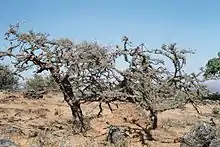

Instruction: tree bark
[149,106,158,129]
[52,73,85,132]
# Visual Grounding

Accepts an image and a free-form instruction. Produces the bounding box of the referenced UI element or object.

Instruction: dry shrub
[0,23,211,141]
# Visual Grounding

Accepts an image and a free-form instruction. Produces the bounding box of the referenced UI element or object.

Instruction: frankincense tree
[0,23,117,132]
[110,37,209,129]
[0,23,210,133]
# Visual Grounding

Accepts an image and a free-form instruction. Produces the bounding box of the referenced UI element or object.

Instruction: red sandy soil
[0,91,219,147]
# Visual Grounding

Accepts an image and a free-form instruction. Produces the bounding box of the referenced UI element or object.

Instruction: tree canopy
[204,52,220,79]
[0,23,210,132]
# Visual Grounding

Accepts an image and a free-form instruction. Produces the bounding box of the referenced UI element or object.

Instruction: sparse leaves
[0,23,210,132]
[204,52,220,79]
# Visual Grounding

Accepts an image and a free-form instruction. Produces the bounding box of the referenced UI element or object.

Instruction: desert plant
[25,74,46,91]
[108,37,209,129]
[0,23,210,134]
[0,64,18,90]
[204,52,220,80]
[0,23,114,132]
[25,74,59,92]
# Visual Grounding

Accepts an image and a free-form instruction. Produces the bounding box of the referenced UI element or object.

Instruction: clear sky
[0,0,220,91]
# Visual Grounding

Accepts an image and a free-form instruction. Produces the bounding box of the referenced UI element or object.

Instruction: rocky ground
[0,91,220,147]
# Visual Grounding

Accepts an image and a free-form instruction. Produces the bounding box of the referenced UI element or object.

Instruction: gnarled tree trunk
[52,73,85,132]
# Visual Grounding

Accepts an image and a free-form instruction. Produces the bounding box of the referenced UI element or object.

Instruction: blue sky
[0,0,220,91]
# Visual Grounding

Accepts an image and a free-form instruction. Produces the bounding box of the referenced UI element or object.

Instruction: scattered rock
[210,139,220,147]
[4,125,23,135]
[106,125,127,145]
[0,125,24,136]
[0,139,17,147]
[180,121,216,147]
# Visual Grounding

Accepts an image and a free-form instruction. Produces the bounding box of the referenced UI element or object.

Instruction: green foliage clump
[0,64,18,90]
[26,74,59,92]
[26,74,46,91]
[204,52,220,79]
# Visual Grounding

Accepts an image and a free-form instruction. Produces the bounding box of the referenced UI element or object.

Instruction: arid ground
[0,91,219,147]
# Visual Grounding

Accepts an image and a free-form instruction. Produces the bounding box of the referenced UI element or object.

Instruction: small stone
[210,139,220,147]
[106,125,127,144]
[180,122,216,147]
[0,139,17,147]
[3,125,23,135]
